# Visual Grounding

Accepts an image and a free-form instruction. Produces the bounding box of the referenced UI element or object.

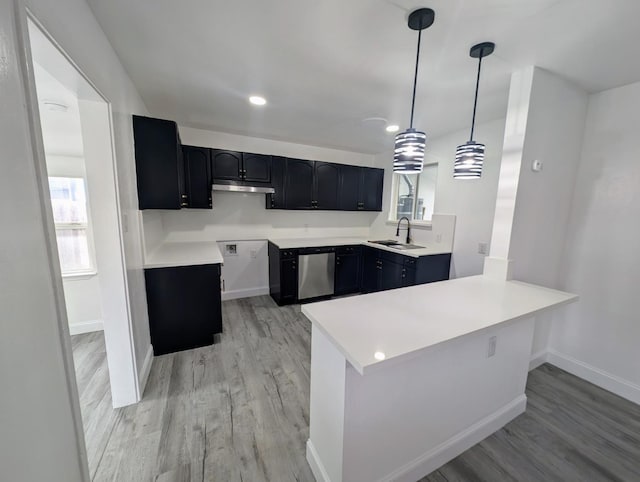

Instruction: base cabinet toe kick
[268,241,452,306]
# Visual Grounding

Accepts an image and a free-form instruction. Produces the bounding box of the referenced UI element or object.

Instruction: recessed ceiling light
[374,351,386,361]
[42,100,68,112]
[386,124,400,133]
[249,95,266,106]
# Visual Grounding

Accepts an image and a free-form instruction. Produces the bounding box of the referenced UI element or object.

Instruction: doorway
[27,16,140,476]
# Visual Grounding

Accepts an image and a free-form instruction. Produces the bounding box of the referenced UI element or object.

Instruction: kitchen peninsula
[303,275,577,482]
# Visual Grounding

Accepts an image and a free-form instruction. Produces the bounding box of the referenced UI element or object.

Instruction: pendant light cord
[409,28,422,129]
[469,53,483,141]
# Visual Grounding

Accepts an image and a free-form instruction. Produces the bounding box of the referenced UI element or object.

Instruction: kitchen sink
[369,240,425,250]
[393,244,425,250]
[370,239,402,246]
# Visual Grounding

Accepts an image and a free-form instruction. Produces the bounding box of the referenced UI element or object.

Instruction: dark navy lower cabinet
[144,264,222,355]
[268,242,298,305]
[269,243,451,304]
[361,247,451,294]
[335,246,362,295]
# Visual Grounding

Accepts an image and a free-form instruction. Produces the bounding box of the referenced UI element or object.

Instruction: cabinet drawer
[337,245,361,255]
[403,257,417,267]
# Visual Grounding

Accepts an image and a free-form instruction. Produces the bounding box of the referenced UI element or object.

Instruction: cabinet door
[280,258,298,303]
[285,159,315,209]
[415,253,452,284]
[133,115,184,210]
[379,260,404,291]
[211,150,242,181]
[267,156,286,209]
[361,167,385,211]
[314,162,340,210]
[183,145,212,209]
[401,266,416,287]
[361,248,380,293]
[338,165,362,211]
[145,264,221,355]
[335,253,361,295]
[242,153,271,183]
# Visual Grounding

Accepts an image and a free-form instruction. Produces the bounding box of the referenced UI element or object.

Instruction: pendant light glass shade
[454,42,495,180]
[394,128,426,173]
[454,141,485,179]
[393,8,435,174]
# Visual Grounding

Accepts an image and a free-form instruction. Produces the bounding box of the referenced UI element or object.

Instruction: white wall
[25,0,152,392]
[0,1,86,479]
[505,68,588,356]
[370,119,506,278]
[548,81,640,404]
[217,240,269,300]
[62,276,104,333]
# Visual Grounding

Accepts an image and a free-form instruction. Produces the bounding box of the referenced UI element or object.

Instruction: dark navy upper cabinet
[183,145,212,209]
[285,158,315,209]
[361,168,385,211]
[338,165,362,210]
[211,150,272,185]
[267,156,287,209]
[211,149,243,182]
[338,166,385,212]
[243,153,272,183]
[133,115,185,210]
[314,162,340,210]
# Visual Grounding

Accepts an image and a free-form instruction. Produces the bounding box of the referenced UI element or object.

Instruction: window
[48,177,96,276]
[391,163,438,222]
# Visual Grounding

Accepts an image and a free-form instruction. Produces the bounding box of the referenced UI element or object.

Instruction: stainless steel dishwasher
[298,247,335,300]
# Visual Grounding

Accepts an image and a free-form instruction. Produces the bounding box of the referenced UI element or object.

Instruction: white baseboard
[383,395,527,482]
[221,286,269,301]
[306,440,333,482]
[547,349,640,405]
[529,350,548,371]
[138,344,154,400]
[69,319,103,335]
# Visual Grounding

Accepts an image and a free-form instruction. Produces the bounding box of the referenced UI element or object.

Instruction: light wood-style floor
[72,296,640,481]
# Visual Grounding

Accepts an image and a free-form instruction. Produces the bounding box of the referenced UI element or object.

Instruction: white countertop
[144,241,224,269]
[269,237,451,257]
[302,275,578,375]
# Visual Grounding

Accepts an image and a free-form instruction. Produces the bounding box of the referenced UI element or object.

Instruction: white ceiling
[33,62,84,157]
[87,0,640,154]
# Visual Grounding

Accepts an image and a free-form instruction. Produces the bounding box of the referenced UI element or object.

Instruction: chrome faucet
[396,216,411,244]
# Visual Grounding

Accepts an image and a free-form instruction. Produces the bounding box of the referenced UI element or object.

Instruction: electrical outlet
[488,336,497,357]
[304,223,309,232]
[478,242,488,255]
[250,249,258,259]
[224,244,238,256]
[436,234,442,243]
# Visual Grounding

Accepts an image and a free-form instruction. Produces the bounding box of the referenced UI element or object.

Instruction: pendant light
[393,8,435,174]
[454,42,495,179]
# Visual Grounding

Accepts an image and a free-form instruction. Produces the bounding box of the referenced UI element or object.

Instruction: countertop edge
[143,242,224,269]
[302,281,578,376]
[269,238,452,258]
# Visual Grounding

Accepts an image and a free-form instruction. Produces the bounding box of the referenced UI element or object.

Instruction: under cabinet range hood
[211,184,275,194]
